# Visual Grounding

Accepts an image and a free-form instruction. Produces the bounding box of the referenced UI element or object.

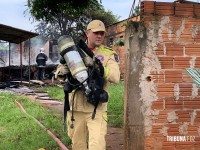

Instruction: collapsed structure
[0,24,38,84]
[0,24,60,84]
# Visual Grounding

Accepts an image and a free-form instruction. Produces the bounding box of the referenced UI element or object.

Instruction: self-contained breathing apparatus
[57,35,108,130]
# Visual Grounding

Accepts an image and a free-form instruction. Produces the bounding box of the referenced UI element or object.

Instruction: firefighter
[36,48,48,80]
[55,20,120,150]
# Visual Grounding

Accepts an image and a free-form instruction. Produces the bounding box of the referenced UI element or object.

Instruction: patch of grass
[32,85,65,101]
[0,93,71,149]
[42,86,65,100]
[108,81,124,127]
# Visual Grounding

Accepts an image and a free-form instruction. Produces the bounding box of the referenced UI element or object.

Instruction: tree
[27,0,102,22]
[27,0,119,40]
[89,9,120,26]
[27,0,103,34]
[35,21,61,41]
[132,5,140,17]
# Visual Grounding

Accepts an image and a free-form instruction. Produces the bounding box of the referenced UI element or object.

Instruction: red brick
[184,100,200,109]
[187,125,199,136]
[163,141,176,147]
[165,70,183,83]
[162,146,176,150]
[184,18,200,25]
[175,143,194,150]
[175,110,192,123]
[182,71,193,83]
[194,57,200,68]
[175,3,194,16]
[150,71,165,83]
[155,113,168,124]
[151,125,165,136]
[193,111,200,124]
[194,34,200,42]
[165,99,183,110]
[179,84,193,96]
[158,57,174,69]
[155,44,165,56]
[178,35,195,43]
[165,43,184,56]
[166,124,180,136]
[157,83,175,97]
[152,100,164,110]
[162,33,177,43]
[194,136,200,143]
[185,44,200,56]
[174,57,191,69]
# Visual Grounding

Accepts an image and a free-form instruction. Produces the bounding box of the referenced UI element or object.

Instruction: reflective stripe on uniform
[103,66,109,79]
[98,45,116,55]
[37,56,46,60]
[103,114,108,122]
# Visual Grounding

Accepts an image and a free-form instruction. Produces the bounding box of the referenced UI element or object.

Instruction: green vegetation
[108,82,124,127]
[114,38,124,47]
[0,81,124,149]
[0,93,71,149]
[33,85,65,101]
[42,86,65,100]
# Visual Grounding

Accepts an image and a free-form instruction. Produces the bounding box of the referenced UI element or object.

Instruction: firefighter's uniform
[36,49,48,80]
[55,20,120,150]
[56,45,120,150]
[65,45,120,150]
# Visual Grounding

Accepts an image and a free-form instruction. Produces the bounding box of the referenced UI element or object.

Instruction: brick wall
[105,17,140,79]
[125,1,200,150]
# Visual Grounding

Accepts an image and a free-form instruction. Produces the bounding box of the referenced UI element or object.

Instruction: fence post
[124,21,146,150]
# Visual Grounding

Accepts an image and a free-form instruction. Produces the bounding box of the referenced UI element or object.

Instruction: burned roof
[0,24,38,44]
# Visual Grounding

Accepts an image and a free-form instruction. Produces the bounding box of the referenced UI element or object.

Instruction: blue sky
[0,0,199,32]
[0,0,36,31]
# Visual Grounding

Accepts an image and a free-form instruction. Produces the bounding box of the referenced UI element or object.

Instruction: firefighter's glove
[54,64,69,80]
[95,58,104,77]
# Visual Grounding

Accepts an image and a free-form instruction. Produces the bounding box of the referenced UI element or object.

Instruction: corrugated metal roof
[0,24,38,44]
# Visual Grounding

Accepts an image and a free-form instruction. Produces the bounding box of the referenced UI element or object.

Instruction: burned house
[0,24,59,84]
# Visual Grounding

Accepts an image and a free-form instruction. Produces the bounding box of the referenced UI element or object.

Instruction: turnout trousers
[67,111,107,150]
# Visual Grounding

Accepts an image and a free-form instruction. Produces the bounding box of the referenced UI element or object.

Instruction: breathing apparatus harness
[57,35,108,130]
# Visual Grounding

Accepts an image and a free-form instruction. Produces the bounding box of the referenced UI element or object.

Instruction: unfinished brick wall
[105,17,140,79]
[104,20,127,78]
[125,1,200,150]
